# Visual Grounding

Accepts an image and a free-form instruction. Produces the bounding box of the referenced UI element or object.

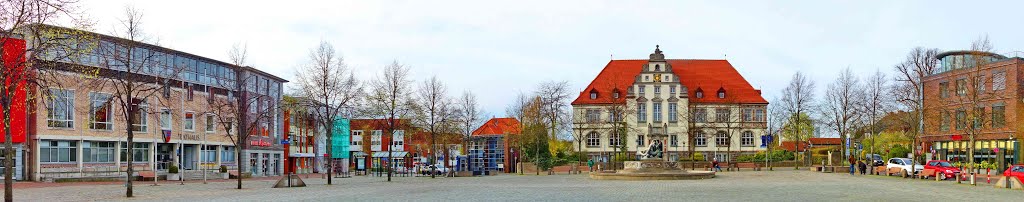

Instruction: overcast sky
[80,0,1024,119]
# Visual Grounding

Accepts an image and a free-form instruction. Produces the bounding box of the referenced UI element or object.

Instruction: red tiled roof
[471,118,521,136]
[808,138,842,145]
[571,59,768,105]
[779,141,809,152]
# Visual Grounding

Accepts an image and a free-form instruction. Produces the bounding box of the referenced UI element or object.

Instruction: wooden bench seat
[735,162,760,171]
[138,171,156,180]
[918,169,936,179]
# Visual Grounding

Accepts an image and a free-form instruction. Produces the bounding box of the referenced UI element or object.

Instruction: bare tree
[780,71,816,168]
[365,61,415,182]
[414,75,454,178]
[765,97,786,170]
[820,67,862,163]
[536,81,572,141]
[456,90,482,172]
[207,42,278,189]
[1,0,89,200]
[861,69,891,174]
[77,6,188,197]
[893,47,939,179]
[293,41,361,184]
[505,92,530,174]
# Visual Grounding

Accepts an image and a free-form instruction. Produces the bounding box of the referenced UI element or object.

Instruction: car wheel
[940,174,947,180]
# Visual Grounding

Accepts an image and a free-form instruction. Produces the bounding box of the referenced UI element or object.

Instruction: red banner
[0,38,27,143]
[951,134,963,141]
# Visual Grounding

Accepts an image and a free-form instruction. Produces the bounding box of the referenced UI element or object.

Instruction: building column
[32,139,41,181]
[172,143,180,169]
[77,140,84,177]
[114,141,122,169]
[216,145,222,167]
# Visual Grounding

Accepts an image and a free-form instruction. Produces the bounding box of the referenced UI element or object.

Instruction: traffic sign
[281,139,290,145]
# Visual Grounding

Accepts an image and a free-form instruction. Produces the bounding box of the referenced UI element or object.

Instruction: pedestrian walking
[713,158,722,172]
[848,156,856,175]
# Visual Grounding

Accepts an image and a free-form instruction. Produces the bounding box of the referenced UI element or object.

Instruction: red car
[1004,164,1024,181]
[924,160,960,180]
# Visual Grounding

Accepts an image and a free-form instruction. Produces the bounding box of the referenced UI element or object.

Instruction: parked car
[865,154,883,166]
[924,160,960,180]
[1003,164,1024,181]
[886,158,924,176]
[421,164,450,175]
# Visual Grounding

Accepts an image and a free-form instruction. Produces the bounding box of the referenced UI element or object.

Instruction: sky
[77,0,1024,120]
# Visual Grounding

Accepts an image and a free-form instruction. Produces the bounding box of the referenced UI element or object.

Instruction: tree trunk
[125,103,136,197]
[3,96,14,202]
[236,142,242,189]
[430,131,436,178]
[326,125,333,185]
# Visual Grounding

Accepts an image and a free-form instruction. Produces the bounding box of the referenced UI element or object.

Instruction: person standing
[848,156,856,175]
[858,160,867,175]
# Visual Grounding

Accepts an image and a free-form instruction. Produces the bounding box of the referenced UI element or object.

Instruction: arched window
[695,88,704,98]
[586,132,601,147]
[695,131,707,147]
[609,133,621,147]
[655,64,661,71]
[715,131,729,147]
[741,131,754,146]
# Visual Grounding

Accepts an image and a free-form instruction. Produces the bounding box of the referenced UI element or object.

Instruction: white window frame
[160,109,172,130]
[46,88,75,129]
[741,131,754,147]
[695,131,707,147]
[206,114,216,133]
[184,111,195,132]
[89,92,113,130]
[586,132,600,148]
[131,99,148,132]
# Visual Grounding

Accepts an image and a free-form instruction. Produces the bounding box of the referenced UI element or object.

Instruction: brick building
[922,50,1022,169]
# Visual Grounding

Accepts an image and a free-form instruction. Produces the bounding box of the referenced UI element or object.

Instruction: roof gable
[472,118,521,136]
[572,59,768,105]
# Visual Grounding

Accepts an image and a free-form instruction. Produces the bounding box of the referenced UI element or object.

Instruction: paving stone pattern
[13,170,1022,201]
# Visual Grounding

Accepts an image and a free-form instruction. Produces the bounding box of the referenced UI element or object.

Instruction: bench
[873,166,887,175]
[138,171,157,180]
[918,169,936,179]
[887,167,906,177]
[735,162,760,171]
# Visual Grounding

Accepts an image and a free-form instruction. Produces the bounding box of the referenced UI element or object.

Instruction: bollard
[936,172,940,181]
[956,173,961,184]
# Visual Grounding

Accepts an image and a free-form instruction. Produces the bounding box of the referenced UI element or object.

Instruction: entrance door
[183,145,196,170]
[157,144,172,170]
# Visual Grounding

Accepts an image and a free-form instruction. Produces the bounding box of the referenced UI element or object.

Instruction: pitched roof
[808,138,842,145]
[471,118,521,136]
[779,141,809,152]
[571,59,767,105]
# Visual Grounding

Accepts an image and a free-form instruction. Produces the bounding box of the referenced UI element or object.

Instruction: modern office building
[467,117,520,174]
[5,25,286,181]
[922,50,1022,170]
[572,46,768,163]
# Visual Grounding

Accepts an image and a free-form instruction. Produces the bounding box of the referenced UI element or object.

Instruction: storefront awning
[352,151,369,157]
[290,153,315,158]
[372,151,408,158]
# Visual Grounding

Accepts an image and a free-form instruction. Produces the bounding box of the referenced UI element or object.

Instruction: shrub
[220,165,228,173]
[613,153,634,162]
[169,165,179,174]
[691,153,705,161]
[886,145,910,160]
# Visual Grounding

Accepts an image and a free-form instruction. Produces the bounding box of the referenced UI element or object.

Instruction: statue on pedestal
[635,139,664,160]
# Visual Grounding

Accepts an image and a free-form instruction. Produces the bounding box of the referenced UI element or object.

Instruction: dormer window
[613,90,620,99]
[695,88,704,98]
[717,87,726,99]
[590,91,598,99]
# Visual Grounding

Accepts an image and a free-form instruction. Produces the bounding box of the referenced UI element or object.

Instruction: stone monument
[590,138,714,180]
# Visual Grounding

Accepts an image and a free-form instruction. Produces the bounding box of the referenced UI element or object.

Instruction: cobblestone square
[12,170,1022,201]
